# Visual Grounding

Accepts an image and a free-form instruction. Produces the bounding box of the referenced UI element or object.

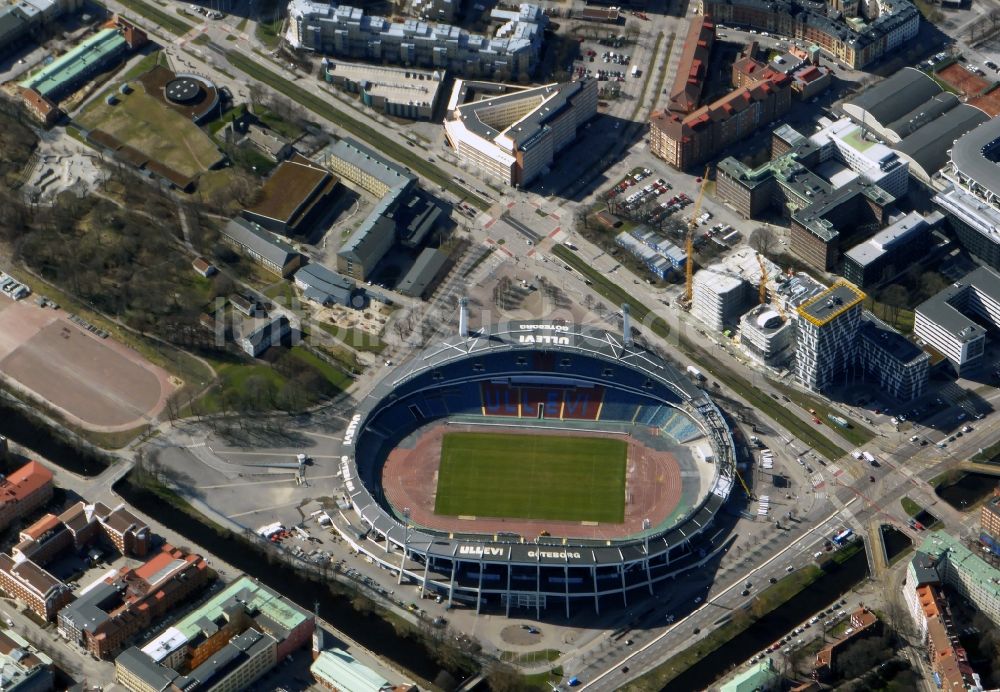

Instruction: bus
[832,529,854,546]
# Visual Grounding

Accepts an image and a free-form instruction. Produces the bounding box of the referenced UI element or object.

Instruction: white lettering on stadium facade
[528,550,582,559]
[520,324,570,332]
[342,413,362,446]
[458,546,505,557]
[519,335,570,345]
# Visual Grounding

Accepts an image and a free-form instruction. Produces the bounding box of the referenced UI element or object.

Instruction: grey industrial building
[858,318,930,401]
[322,59,444,120]
[287,0,546,79]
[237,316,291,357]
[842,68,990,182]
[294,263,365,307]
[220,218,303,278]
[397,247,449,298]
[717,141,895,272]
[842,211,944,288]
[320,138,423,282]
[914,266,1000,374]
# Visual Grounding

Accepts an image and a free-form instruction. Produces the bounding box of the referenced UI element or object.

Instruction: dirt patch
[936,63,990,96]
[381,422,683,541]
[0,314,173,430]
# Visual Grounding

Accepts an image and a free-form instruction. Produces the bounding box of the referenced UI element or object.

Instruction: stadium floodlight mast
[399,508,412,586]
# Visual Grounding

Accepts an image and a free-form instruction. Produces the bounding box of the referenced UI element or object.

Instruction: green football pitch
[433,432,627,523]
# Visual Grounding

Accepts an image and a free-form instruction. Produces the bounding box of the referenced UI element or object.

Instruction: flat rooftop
[797,282,866,326]
[246,157,335,225]
[324,59,443,107]
[950,115,1000,201]
[934,184,1000,244]
[844,211,938,267]
[919,530,1000,602]
[859,318,925,364]
[915,265,1000,341]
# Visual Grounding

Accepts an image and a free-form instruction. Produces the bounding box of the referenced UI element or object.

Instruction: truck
[686,365,706,381]
[861,451,876,464]
[631,65,640,77]
[827,414,851,428]
[832,529,854,546]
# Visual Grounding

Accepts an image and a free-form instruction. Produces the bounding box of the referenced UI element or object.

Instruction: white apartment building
[287,0,546,78]
[809,117,909,198]
[692,269,748,332]
[443,78,598,186]
[914,266,1000,374]
[740,305,795,366]
[322,59,444,120]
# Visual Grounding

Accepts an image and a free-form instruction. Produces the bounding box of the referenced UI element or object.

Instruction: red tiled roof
[21,514,61,541]
[668,17,715,114]
[133,550,176,581]
[1,462,52,504]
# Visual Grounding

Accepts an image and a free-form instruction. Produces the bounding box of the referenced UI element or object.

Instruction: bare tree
[749,227,778,256]
[879,284,909,326]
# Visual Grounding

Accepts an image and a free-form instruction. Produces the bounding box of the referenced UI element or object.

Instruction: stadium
[339,318,738,616]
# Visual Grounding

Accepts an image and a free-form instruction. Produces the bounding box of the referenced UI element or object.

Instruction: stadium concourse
[333,320,738,618]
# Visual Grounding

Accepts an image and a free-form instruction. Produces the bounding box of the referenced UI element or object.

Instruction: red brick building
[0,554,73,621]
[667,17,715,114]
[57,545,210,659]
[650,73,792,170]
[0,461,53,532]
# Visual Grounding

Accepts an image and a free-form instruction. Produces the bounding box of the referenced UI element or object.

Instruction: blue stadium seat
[636,405,662,426]
[660,409,702,443]
[599,396,640,423]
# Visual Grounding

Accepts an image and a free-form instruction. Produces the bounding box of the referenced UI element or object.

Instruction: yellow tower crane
[682,167,711,309]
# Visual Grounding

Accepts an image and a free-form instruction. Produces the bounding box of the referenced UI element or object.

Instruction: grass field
[77,83,221,179]
[434,432,627,522]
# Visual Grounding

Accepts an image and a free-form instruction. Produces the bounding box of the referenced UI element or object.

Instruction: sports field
[434,432,627,522]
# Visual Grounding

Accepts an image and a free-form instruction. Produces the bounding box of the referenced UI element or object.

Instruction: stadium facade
[337,320,738,616]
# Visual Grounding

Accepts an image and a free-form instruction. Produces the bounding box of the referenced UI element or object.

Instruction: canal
[0,399,109,476]
[880,524,912,564]
[114,478,475,686]
[936,472,999,511]
[662,544,869,691]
